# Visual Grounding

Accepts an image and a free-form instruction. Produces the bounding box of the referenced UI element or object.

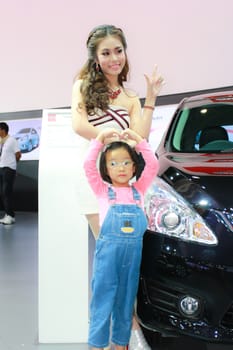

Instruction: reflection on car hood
[158,152,233,210]
[162,153,233,175]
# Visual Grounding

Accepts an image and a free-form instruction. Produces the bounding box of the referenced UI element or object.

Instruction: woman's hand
[144,64,164,99]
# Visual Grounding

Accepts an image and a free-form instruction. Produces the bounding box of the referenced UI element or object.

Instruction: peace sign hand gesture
[144,64,164,99]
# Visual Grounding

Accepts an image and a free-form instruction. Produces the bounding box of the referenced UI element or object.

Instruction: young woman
[84,128,159,350]
[72,24,163,350]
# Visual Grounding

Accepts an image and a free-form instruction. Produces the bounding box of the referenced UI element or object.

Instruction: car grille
[143,278,233,330]
[221,303,233,328]
[143,278,182,317]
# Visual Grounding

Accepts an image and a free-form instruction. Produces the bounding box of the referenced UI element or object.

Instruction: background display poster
[41,109,80,148]
[7,118,42,160]
[38,109,88,343]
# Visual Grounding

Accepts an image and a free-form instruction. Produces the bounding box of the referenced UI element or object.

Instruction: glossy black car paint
[136,91,233,343]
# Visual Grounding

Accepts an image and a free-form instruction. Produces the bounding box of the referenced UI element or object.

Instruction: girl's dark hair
[76,24,129,115]
[99,141,142,184]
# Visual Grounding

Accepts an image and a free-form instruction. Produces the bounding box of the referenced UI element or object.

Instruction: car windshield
[18,128,31,133]
[171,97,233,153]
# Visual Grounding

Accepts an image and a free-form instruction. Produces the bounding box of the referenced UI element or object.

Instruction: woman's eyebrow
[101,46,123,52]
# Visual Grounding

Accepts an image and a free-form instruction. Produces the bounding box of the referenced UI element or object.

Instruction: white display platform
[38,109,88,343]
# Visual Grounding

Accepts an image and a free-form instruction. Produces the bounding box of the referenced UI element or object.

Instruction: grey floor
[0,211,232,350]
[0,212,89,350]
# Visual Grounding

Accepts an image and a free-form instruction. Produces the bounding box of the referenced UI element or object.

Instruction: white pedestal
[38,109,88,343]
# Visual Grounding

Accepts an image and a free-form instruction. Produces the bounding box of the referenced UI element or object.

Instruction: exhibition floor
[0,211,232,350]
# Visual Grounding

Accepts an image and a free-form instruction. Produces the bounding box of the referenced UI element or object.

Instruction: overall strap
[132,186,141,202]
[107,186,116,201]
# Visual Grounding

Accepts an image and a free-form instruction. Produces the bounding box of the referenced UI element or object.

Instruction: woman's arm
[129,65,164,139]
[71,79,99,140]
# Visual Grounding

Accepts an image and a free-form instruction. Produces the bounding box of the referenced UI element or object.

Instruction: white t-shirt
[0,136,20,170]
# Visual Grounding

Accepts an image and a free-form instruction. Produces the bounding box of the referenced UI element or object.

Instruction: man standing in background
[0,122,21,225]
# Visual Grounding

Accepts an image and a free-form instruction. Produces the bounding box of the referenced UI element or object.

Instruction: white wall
[0,0,233,113]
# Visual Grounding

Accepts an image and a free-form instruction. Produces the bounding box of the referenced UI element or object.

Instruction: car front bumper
[136,230,233,343]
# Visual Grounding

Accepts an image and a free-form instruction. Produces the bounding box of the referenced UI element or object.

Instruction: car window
[172,109,190,151]
[18,128,31,133]
[170,102,233,153]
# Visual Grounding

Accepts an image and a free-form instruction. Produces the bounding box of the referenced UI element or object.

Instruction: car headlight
[145,177,218,245]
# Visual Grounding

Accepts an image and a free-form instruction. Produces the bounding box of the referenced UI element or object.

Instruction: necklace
[108,87,121,99]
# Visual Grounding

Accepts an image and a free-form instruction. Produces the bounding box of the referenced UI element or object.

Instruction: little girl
[84,128,159,350]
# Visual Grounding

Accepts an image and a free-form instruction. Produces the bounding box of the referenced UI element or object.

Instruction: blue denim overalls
[88,186,148,348]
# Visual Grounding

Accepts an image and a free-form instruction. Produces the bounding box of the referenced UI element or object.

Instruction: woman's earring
[95,62,100,72]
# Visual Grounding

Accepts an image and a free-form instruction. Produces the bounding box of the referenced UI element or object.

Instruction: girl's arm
[134,141,159,193]
[121,128,159,192]
[129,65,164,139]
[71,79,99,140]
[84,128,120,195]
[83,138,104,195]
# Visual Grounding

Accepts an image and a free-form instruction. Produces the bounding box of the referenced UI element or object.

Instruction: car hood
[158,152,233,210]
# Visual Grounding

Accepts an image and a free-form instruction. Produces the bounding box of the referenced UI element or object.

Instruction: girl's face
[96,35,126,79]
[106,147,135,187]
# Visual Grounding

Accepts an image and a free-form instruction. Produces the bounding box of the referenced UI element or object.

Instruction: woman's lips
[110,64,120,70]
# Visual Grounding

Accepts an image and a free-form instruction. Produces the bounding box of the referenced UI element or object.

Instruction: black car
[136,91,233,344]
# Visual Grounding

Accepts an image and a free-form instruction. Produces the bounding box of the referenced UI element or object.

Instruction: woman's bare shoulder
[122,87,141,112]
[72,79,85,108]
[123,87,139,99]
[73,79,83,91]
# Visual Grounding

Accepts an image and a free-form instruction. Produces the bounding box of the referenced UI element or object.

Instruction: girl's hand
[96,128,120,144]
[144,64,164,98]
[121,128,143,146]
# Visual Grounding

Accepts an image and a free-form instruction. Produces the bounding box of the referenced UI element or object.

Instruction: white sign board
[38,109,88,343]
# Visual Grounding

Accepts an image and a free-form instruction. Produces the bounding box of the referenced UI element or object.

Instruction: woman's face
[96,35,126,79]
